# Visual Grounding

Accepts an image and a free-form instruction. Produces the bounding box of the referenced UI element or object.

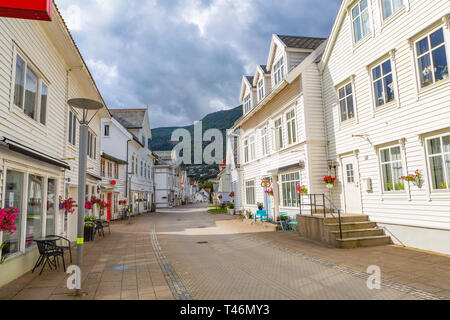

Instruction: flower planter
[326,184,334,189]
[84,226,94,242]
[227,208,235,215]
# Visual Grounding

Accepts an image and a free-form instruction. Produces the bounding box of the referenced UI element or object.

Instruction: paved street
[1,204,449,300]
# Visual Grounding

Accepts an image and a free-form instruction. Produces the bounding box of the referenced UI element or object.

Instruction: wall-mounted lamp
[328,160,338,177]
[352,134,372,146]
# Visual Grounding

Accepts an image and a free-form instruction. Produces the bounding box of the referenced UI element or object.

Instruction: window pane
[374,79,384,106]
[345,83,352,95]
[393,162,404,191]
[372,66,382,80]
[429,155,445,189]
[381,149,390,162]
[14,55,25,108]
[382,60,392,75]
[2,170,24,256]
[445,154,450,188]
[432,45,448,82]
[46,179,56,236]
[391,147,401,161]
[427,138,441,155]
[68,112,73,143]
[338,87,345,99]
[24,68,38,119]
[416,37,429,56]
[443,135,450,153]
[392,0,403,11]
[361,11,370,36]
[40,83,47,125]
[418,54,433,87]
[73,116,76,144]
[352,6,359,19]
[26,175,44,248]
[430,28,444,49]
[353,18,362,42]
[346,95,354,119]
[384,74,394,103]
[360,0,367,10]
[382,163,393,191]
[382,0,392,19]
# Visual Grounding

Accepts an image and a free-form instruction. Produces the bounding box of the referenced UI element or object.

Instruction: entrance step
[323,215,369,224]
[330,227,384,239]
[335,235,391,249]
[325,221,377,231]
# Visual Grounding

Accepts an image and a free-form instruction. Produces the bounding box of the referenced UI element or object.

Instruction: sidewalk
[0,214,173,300]
[209,213,450,299]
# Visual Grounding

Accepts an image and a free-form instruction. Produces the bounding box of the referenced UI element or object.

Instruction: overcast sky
[55,0,340,128]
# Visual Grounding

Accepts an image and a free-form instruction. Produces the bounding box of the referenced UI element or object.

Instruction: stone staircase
[297,214,391,249]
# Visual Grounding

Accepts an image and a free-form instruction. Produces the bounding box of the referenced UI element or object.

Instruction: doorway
[341,156,362,214]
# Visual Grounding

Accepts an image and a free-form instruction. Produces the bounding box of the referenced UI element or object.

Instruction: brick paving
[0,213,174,300]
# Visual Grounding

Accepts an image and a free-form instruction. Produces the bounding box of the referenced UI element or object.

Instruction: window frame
[337,82,356,123]
[370,58,395,108]
[379,145,405,193]
[243,139,249,163]
[413,26,449,90]
[351,0,371,44]
[245,179,255,205]
[380,0,404,21]
[68,110,77,146]
[104,124,110,137]
[257,78,265,101]
[244,94,252,113]
[274,117,284,151]
[280,171,301,208]
[286,109,297,145]
[273,56,285,86]
[261,127,269,156]
[425,133,450,191]
[11,49,49,126]
[249,135,256,161]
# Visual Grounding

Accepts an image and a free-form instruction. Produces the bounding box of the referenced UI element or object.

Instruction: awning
[267,161,305,174]
[1,137,70,170]
[101,152,128,164]
[87,172,102,181]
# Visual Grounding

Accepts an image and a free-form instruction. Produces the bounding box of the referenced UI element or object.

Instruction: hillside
[149,105,242,154]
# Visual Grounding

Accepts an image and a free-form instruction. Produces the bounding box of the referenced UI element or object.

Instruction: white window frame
[379,145,405,193]
[380,0,404,21]
[244,94,252,113]
[249,135,256,161]
[337,82,356,123]
[351,0,371,44]
[11,49,49,126]
[243,139,249,163]
[274,117,283,151]
[371,58,395,108]
[68,110,77,146]
[413,26,449,90]
[104,124,110,137]
[245,180,255,205]
[425,133,450,191]
[273,56,285,86]
[257,78,265,101]
[280,171,301,208]
[261,127,269,156]
[286,109,297,145]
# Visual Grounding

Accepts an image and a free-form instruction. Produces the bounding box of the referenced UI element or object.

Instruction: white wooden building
[233,35,328,221]
[0,3,109,286]
[320,0,450,254]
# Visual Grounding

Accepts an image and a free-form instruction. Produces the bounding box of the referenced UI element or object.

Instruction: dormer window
[244,94,252,113]
[257,79,265,101]
[351,0,370,43]
[273,57,285,86]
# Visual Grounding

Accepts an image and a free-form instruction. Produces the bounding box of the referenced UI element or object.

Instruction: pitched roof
[260,65,268,73]
[246,76,254,85]
[277,35,326,50]
[109,108,147,129]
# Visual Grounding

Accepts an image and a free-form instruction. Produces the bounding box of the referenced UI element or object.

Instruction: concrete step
[336,235,391,249]
[323,215,369,224]
[325,221,378,231]
[330,228,384,239]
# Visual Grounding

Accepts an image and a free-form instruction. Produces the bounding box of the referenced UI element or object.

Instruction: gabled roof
[277,35,326,50]
[239,75,256,101]
[110,108,147,129]
[253,65,270,86]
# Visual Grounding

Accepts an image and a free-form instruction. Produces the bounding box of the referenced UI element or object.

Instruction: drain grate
[197,241,208,244]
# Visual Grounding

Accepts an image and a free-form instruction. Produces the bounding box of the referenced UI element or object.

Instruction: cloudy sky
[55,0,340,128]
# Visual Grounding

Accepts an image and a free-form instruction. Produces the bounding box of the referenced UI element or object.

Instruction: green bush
[227,203,235,209]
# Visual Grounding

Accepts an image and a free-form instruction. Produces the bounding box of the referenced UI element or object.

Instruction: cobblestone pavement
[154,204,449,300]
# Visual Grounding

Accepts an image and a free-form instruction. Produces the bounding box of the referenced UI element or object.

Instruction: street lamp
[67,98,103,296]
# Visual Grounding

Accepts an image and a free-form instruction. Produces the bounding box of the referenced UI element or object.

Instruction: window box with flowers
[401,170,424,189]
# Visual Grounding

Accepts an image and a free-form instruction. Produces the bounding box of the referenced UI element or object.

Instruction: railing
[298,193,343,240]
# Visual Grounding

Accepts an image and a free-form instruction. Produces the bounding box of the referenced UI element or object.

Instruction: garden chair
[32,240,65,275]
[94,220,105,237]
[47,235,72,264]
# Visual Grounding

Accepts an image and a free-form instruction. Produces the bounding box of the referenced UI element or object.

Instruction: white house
[233,35,328,221]
[154,151,180,208]
[109,108,155,214]
[320,0,450,254]
[0,3,109,286]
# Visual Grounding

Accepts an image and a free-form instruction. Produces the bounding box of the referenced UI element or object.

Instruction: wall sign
[0,0,52,21]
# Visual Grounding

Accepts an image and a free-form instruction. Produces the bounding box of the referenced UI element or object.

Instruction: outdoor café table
[32,236,64,275]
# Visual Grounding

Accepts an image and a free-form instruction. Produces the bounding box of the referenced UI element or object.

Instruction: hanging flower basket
[323,175,336,188]
[110,180,117,185]
[296,185,308,195]
[59,196,77,213]
[264,188,274,196]
[401,170,423,188]
[85,201,94,210]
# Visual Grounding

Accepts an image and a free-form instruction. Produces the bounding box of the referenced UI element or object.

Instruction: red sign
[0,0,52,21]
[110,180,117,185]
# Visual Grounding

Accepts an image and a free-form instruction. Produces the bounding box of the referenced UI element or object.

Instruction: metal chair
[47,235,72,264]
[277,213,289,231]
[32,240,65,275]
[94,220,105,237]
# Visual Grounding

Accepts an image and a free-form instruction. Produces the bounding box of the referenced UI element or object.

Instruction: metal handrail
[298,193,343,240]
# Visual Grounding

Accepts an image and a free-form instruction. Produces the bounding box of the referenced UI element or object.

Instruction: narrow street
[1,204,449,300]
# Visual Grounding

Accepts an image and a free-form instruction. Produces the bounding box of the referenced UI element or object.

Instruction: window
[144,163,147,178]
[281,172,301,207]
[131,156,135,174]
[258,79,265,101]
[243,139,249,163]
[101,159,106,177]
[249,136,256,161]
[2,170,24,256]
[104,124,110,137]
[26,175,44,248]
[140,161,143,176]
[107,161,112,177]
[415,28,448,88]
[346,164,355,183]
[381,0,403,20]
[380,146,404,191]
[46,179,56,236]
[338,83,355,122]
[286,110,297,145]
[372,59,394,107]
[261,127,269,156]
[115,163,119,179]
[87,131,96,159]
[13,52,48,125]
[68,110,77,145]
[273,57,285,86]
[244,94,252,113]
[274,118,283,150]
[426,134,450,190]
[245,180,255,205]
[352,0,370,43]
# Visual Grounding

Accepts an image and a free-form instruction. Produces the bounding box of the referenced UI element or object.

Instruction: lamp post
[67,98,103,296]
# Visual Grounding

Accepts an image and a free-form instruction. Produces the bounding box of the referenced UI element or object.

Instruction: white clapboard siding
[321,0,450,233]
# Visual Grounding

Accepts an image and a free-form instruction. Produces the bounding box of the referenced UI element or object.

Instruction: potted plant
[227,203,235,215]
[257,202,264,210]
[0,207,18,264]
[84,216,97,242]
[296,185,308,195]
[323,175,336,189]
[246,210,253,219]
[401,170,424,188]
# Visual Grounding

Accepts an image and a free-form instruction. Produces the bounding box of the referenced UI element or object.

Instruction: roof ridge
[277,34,327,40]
